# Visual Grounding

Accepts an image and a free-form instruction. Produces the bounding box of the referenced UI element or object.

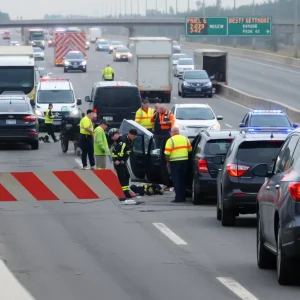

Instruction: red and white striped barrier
[0,170,124,201]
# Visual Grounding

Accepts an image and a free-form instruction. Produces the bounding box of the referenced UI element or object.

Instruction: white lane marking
[173,96,177,100]
[153,223,188,245]
[217,277,259,300]
[215,95,250,111]
[0,259,35,299]
[225,123,232,128]
[232,56,300,74]
[75,158,82,168]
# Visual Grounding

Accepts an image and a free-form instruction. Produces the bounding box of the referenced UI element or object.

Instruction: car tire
[164,94,171,103]
[208,93,213,98]
[192,177,203,205]
[178,87,182,96]
[257,211,276,269]
[31,140,39,150]
[216,186,222,221]
[181,90,186,98]
[64,68,67,73]
[277,226,295,285]
[83,69,87,73]
[221,200,235,226]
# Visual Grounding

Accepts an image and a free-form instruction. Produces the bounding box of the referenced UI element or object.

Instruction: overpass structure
[0,17,299,36]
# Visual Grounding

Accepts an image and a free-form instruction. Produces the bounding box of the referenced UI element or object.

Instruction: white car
[108,41,124,53]
[170,103,223,138]
[174,58,194,77]
[172,53,188,66]
[33,47,44,61]
[10,41,20,46]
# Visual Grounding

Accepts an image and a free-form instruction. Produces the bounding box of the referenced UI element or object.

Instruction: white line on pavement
[0,259,35,299]
[153,223,188,245]
[225,123,232,128]
[74,158,82,168]
[217,277,259,300]
[173,96,177,100]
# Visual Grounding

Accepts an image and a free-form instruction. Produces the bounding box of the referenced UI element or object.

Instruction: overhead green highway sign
[185,17,272,37]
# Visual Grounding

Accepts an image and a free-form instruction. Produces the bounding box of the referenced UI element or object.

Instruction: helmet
[108,128,119,138]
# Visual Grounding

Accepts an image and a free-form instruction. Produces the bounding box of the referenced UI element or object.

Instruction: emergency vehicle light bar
[252,110,283,114]
[40,78,69,81]
[241,127,293,133]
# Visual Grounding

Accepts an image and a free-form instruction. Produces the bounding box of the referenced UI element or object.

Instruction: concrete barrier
[0,170,125,201]
[218,84,300,123]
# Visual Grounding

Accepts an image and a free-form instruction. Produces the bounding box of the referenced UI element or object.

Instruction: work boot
[44,136,50,143]
[124,191,136,199]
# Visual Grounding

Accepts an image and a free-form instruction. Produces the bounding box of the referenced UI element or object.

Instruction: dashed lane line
[217,277,259,300]
[225,123,232,128]
[153,223,188,245]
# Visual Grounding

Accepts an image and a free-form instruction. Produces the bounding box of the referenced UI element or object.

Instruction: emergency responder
[79,109,95,169]
[154,103,160,113]
[102,64,114,81]
[108,128,137,199]
[94,119,110,169]
[135,99,154,131]
[164,127,192,203]
[40,103,58,143]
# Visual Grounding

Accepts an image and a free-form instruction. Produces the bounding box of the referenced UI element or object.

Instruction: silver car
[33,47,44,61]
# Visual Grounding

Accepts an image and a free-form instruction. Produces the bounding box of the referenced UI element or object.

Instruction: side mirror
[30,99,35,107]
[178,75,183,79]
[239,123,246,128]
[211,156,223,164]
[252,164,270,177]
[77,98,82,105]
[85,96,91,102]
[217,116,223,120]
[210,76,215,80]
[293,123,298,128]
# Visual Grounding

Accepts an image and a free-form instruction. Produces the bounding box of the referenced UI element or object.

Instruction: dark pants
[45,123,56,141]
[170,160,188,201]
[115,163,130,192]
[80,135,95,167]
[154,132,170,149]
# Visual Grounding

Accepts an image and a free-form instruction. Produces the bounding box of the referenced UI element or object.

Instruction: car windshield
[112,41,122,45]
[0,102,30,112]
[98,41,109,45]
[37,90,74,104]
[204,139,233,155]
[172,54,187,60]
[184,71,208,79]
[249,115,291,127]
[65,52,84,59]
[178,59,193,65]
[117,48,129,52]
[176,107,215,120]
[237,141,284,163]
[33,48,41,52]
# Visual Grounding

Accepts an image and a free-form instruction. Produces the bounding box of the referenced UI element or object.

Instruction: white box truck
[194,49,228,90]
[88,27,101,43]
[128,37,173,103]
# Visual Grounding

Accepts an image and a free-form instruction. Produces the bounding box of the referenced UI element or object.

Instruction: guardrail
[218,84,300,123]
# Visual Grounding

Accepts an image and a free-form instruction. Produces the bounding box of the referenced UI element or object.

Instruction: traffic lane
[125,196,300,299]
[182,46,300,109]
[0,199,235,300]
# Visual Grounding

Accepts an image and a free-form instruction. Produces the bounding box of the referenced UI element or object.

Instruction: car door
[129,133,146,179]
[240,114,249,127]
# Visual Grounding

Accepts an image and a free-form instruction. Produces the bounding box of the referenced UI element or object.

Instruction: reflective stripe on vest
[135,108,154,129]
[103,67,113,79]
[165,135,191,161]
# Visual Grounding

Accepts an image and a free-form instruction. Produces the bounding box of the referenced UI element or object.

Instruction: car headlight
[116,54,120,58]
[128,53,132,57]
[64,60,70,66]
[203,81,212,87]
[86,41,90,45]
[71,109,79,116]
[35,109,43,116]
[40,52,44,56]
[183,81,190,86]
[177,124,186,130]
[81,60,87,65]
[109,46,113,49]
[41,41,45,44]
[210,123,220,130]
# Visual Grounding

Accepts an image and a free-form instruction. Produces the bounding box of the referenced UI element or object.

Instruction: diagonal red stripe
[0,184,17,201]
[53,171,99,200]
[92,170,125,199]
[11,172,59,201]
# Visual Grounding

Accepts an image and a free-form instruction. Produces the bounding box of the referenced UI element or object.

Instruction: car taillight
[23,115,36,122]
[198,159,208,173]
[93,108,97,120]
[288,182,300,201]
[226,163,250,177]
[28,130,37,135]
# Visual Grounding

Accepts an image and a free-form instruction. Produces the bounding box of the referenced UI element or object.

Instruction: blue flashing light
[243,127,293,133]
[252,110,284,114]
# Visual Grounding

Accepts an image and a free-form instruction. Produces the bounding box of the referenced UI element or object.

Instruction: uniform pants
[115,163,130,192]
[170,160,188,201]
[45,123,56,141]
[80,135,95,168]
[95,155,107,169]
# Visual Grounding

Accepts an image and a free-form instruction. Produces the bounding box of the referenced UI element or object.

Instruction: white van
[34,78,82,130]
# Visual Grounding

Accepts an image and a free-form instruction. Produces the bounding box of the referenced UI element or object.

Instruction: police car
[239,110,297,130]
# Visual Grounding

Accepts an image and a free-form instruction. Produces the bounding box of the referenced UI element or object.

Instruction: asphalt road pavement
[0,31,299,299]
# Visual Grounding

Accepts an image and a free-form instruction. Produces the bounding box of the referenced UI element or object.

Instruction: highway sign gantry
[185,16,272,37]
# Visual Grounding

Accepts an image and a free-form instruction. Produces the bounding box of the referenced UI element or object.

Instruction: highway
[0,31,299,299]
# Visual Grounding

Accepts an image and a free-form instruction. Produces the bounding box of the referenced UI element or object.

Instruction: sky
[2,0,268,19]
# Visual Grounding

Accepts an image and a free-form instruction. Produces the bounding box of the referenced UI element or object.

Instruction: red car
[2,31,10,40]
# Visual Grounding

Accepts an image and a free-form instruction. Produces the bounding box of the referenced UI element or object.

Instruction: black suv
[187,130,239,205]
[216,128,289,226]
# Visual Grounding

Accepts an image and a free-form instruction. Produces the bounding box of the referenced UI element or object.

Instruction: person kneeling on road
[39,103,59,143]
[108,128,137,200]
[94,119,110,169]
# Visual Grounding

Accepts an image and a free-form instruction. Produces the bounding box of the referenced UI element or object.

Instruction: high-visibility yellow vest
[164,134,192,162]
[45,109,54,124]
[135,107,154,129]
[102,67,114,79]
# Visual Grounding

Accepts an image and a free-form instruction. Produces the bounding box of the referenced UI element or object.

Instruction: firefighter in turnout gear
[108,128,137,200]
[39,103,58,143]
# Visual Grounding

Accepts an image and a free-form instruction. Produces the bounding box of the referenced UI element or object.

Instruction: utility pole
[217,0,221,45]
[176,0,178,14]
[233,0,236,47]
[125,0,127,16]
[131,0,133,15]
[115,0,117,17]
[188,0,190,13]
[166,0,168,14]
[294,0,298,58]
[137,0,139,16]
[252,0,256,50]
[146,0,148,16]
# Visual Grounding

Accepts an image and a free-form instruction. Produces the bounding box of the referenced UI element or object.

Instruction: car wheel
[257,211,276,269]
[277,226,295,285]
[216,186,222,221]
[208,93,213,98]
[64,68,67,73]
[83,68,87,73]
[30,140,39,150]
[181,90,186,98]
[178,88,181,96]
[221,199,236,226]
[192,177,203,205]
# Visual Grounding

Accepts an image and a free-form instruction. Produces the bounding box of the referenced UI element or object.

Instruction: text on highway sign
[185,16,272,37]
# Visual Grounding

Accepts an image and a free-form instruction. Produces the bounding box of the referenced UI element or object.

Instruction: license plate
[73,65,78,68]
[196,88,202,91]
[122,56,126,58]
[103,116,113,121]
[6,119,16,124]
